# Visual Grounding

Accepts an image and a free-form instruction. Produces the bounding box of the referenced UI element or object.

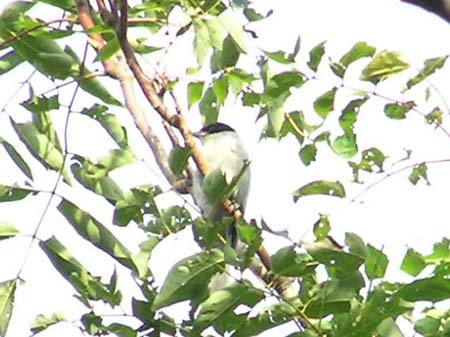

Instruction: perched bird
[191,122,251,291]
[192,122,251,230]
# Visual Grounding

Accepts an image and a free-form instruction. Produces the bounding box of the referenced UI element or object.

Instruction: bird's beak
[192,130,205,138]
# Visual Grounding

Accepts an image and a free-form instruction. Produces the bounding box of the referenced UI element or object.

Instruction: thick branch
[402,0,450,23]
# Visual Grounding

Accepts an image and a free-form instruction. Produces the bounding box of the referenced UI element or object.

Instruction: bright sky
[1,0,450,336]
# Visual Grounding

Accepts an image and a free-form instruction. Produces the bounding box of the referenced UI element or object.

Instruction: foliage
[0,1,449,337]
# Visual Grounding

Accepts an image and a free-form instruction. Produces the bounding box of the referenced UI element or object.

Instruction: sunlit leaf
[331,133,358,158]
[313,215,331,241]
[376,317,404,337]
[213,75,228,105]
[0,224,19,240]
[407,55,448,89]
[0,280,16,336]
[219,9,247,53]
[409,163,429,185]
[188,82,204,108]
[339,98,367,135]
[0,184,35,202]
[31,313,65,334]
[152,250,224,310]
[401,248,426,276]
[299,143,317,166]
[361,51,409,83]
[365,244,388,280]
[340,41,376,68]
[294,180,346,201]
[425,107,443,126]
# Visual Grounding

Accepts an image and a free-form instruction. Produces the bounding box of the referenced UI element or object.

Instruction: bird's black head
[194,122,235,137]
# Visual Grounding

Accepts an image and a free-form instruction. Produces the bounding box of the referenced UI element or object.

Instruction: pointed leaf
[193,282,264,334]
[340,41,376,68]
[188,82,204,108]
[299,143,317,166]
[307,41,326,72]
[57,200,133,270]
[396,277,450,302]
[31,313,65,334]
[407,55,448,89]
[271,246,317,277]
[401,248,426,276]
[12,121,72,184]
[219,10,247,53]
[169,145,191,175]
[0,139,33,180]
[0,184,35,202]
[294,180,345,201]
[0,50,24,75]
[365,244,388,280]
[152,250,224,310]
[0,280,16,336]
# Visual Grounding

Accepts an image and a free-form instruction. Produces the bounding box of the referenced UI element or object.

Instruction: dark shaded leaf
[199,87,219,124]
[58,200,134,270]
[384,101,415,119]
[169,145,191,175]
[307,41,326,72]
[339,98,367,135]
[299,143,317,166]
[152,250,224,310]
[313,88,337,119]
[272,246,317,277]
[265,71,305,98]
[0,184,35,202]
[193,282,264,334]
[407,55,448,89]
[294,180,345,201]
[221,35,239,68]
[396,277,450,302]
[0,139,33,180]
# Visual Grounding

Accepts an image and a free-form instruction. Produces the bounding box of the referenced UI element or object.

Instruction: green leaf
[401,248,426,276]
[81,104,128,148]
[169,145,191,175]
[98,36,120,61]
[12,121,72,184]
[22,94,60,114]
[376,317,404,337]
[188,82,204,108]
[361,51,409,83]
[340,41,376,68]
[313,88,337,119]
[331,133,358,158]
[384,101,415,120]
[193,282,264,334]
[202,169,229,208]
[365,244,388,280]
[106,323,137,337]
[131,236,160,280]
[193,18,211,64]
[304,240,365,271]
[409,163,429,185]
[57,200,134,270]
[339,98,367,135]
[31,313,65,334]
[205,17,226,50]
[0,50,23,75]
[425,107,443,126]
[271,246,317,277]
[299,143,317,166]
[0,184,35,202]
[307,41,326,72]
[396,277,450,302]
[0,280,16,336]
[265,71,305,99]
[345,232,367,258]
[199,87,219,124]
[152,250,224,310]
[293,180,346,201]
[0,139,33,180]
[219,9,247,53]
[0,224,19,240]
[213,75,228,105]
[221,35,239,68]
[414,316,442,336]
[313,215,331,241]
[407,55,448,89]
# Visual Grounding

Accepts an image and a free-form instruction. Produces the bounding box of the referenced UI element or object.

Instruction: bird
[191,122,251,291]
[191,122,251,231]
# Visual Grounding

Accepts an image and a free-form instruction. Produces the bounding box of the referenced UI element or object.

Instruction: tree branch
[401,0,450,23]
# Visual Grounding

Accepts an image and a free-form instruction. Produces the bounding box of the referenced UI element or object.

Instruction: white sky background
[0,0,450,336]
